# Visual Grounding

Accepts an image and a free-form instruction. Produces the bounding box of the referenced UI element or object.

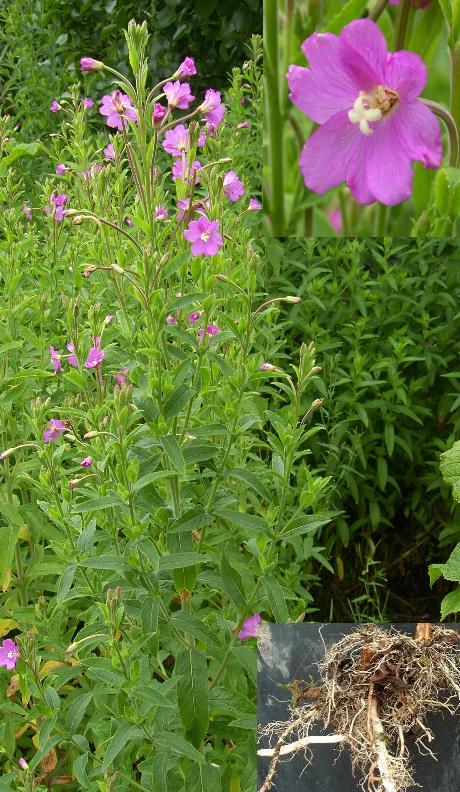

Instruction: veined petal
[287,64,358,125]
[364,116,414,205]
[299,111,362,194]
[384,51,427,101]
[394,99,442,167]
[340,19,388,84]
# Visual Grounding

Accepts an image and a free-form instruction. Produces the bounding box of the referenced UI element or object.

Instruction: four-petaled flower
[104,143,115,161]
[249,198,262,211]
[287,19,442,205]
[67,342,79,368]
[223,171,244,202]
[114,368,129,385]
[80,456,93,468]
[162,124,189,157]
[237,613,261,641]
[50,345,62,372]
[23,204,33,220]
[188,310,203,323]
[154,204,168,221]
[198,324,220,339]
[164,81,195,109]
[184,216,224,257]
[43,419,66,444]
[50,100,62,112]
[82,97,94,109]
[85,337,104,369]
[172,158,201,183]
[56,163,68,175]
[0,639,20,670]
[99,90,138,131]
[153,103,167,128]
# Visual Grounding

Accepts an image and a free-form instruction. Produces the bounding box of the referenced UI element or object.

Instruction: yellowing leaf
[0,618,19,637]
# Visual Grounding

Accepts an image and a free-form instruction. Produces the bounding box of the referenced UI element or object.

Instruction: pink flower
[328,208,343,234]
[114,368,129,385]
[162,124,189,156]
[56,163,68,175]
[166,314,177,325]
[67,343,78,368]
[237,121,249,129]
[51,192,68,207]
[206,103,226,131]
[105,314,113,324]
[154,204,168,221]
[287,19,442,205]
[237,613,261,641]
[164,81,195,109]
[50,101,62,112]
[198,130,206,147]
[188,310,203,323]
[172,158,201,183]
[82,97,94,109]
[18,758,28,771]
[85,338,104,369]
[199,89,221,114]
[124,215,134,227]
[23,204,33,220]
[80,456,93,468]
[99,90,138,131]
[153,102,166,128]
[43,419,66,444]
[199,324,220,339]
[260,362,278,372]
[249,198,262,211]
[184,216,224,257]
[104,143,115,161]
[174,57,196,79]
[50,345,62,373]
[80,57,103,72]
[0,639,20,670]
[223,171,244,202]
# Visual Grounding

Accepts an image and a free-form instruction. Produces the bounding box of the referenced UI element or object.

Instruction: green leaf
[184,762,221,792]
[1,142,44,167]
[440,586,460,619]
[440,440,460,502]
[176,648,209,747]
[66,691,93,732]
[79,555,129,571]
[155,732,205,763]
[100,722,142,772]
[214,508,269,534]
[141,595,159,634]
[73,495,125,514]
[163,386,196,420]
[384,423,395,457]
[221,553,246,608]
[323,0,368,35]
[429,544,460,585]
[159,552,209,571]
[281,512,335,540]
[263,575,289,622]
[0,525,20,591]
[171,611,217,646]
[160,434,186,475]
[56,564,76,605]
[227,467,272,501]
[377,457,387,492]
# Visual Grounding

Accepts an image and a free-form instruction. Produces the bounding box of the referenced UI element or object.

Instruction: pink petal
[299,111,362,194]
[287,64,357,125]
[384,51,427,101]
[339,19,388,84]
[394,99,442,168]
[364,116,414,205]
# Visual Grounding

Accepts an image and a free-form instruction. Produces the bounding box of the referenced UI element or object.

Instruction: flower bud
[80,57,104,72]
[284,295,301,304]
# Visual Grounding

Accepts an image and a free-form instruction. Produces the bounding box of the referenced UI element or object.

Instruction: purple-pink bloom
[198,130,206,147]
[43,419,66,444]
[23,204,33,221]
[162,124,189,156]
[51,192,68,207]
[249,198,262,211]
[105,314,113,324]
[237,613,261,641]
[80,456,93,468]
[104,143,115,162]
[99,90,138,131]
[153,102,167,128]
[50,345,62,373]
[328,208,343,234]
[172,158,202,183]
[82,97,94,109]
[67,342,78,368]
[188,310,203,323]
[223,171,244,202]
[198,324,220,339]
[154,204,168,221]
[80,57,103,72]
[184,216,224,257]
[50,101,62,112]
[124,215,134,227]
[18,758,28,771]
[85,338,104,369]
[287,19,442,206]
[199,89,221,114]
[237,121,249,129]
[166,314,177,325]
[174,57,196,79]
[114,368,128,385]
[0,639,20,670]
[206,103,226,131]
[56,163,68,175]
[164,81,195,109]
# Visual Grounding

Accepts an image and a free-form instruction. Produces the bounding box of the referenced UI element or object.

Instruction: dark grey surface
[257,624,460,792]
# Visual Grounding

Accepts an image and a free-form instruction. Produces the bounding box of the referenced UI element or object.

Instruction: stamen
[200,231,210,241]
[348,86,399,136]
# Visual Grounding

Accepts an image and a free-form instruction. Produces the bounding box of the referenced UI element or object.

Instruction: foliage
[266,236,460,620]
[429,441,460,618]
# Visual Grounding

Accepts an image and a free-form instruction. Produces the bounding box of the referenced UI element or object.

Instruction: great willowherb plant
[0,19,335,792]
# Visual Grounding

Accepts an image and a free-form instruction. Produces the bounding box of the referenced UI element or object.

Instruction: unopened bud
[311,366,322,374]
[284,295,301,304]
[311,399,323,410]
[111,263,124,274]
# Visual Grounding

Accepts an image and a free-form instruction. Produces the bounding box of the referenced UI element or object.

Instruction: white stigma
[200,231,210,241]
[7,651,15,658]
[348,92,382,136]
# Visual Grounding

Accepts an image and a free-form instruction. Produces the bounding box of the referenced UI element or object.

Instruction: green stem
[370,0,391,21]
[338,190,349,236]
[422,99,459,167]
[393,0,411,50]
[450,47,460,162]
[375,203,388,236]
[264,0,285,235]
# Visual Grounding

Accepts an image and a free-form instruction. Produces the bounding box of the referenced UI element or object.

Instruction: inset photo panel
[264,0,457,236]
[257,622,460,792]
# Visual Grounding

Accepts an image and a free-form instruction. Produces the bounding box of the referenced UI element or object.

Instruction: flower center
[7,650,16,659]
[113,92,126,114]
[200,231,211,241]
[348,86,399,136]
